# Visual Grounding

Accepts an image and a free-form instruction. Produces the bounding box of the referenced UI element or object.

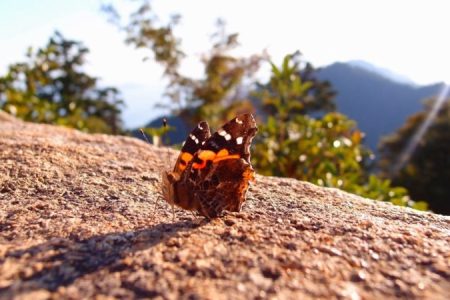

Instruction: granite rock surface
[0,111,449,299]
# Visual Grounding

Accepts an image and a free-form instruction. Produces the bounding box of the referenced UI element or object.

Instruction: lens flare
[391,84,450,176]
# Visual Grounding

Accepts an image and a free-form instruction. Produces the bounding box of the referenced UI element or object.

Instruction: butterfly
[161,113,258,218]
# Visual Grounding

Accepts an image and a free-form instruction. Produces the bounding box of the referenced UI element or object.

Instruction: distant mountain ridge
[316,62,444,151]
[138,61,444,154]
[346,60,417,86]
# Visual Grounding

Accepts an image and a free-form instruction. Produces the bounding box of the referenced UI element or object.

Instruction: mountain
[346,60,416,86]
[136,61,444,154]
[316,62,444,152]
[131,115,190,146]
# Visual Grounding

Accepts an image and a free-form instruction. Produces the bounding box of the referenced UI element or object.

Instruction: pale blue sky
[1,0,449,127]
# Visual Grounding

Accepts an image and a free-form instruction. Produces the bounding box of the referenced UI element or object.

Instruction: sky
[1,0,449,128]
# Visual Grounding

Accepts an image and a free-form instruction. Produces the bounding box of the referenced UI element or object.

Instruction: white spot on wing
[235,118,243,124]
[225,133,231,141]
[218,129,227,136]
[236,137,243,144]
[198,124,203,130]
[190,134,199,144]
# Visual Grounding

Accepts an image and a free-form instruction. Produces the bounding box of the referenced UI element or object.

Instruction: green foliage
[107,3,427,211]
[0,32,123,134]
[350,175,428,210]
[379,97,449,214]
[125,2,183,77]
[252,55,425,210]
[254,112,366,184]
[176,20,263,129]
[102,1,183,78]
[105,1,263,129]
[255,51,335,120]
[140,123,174,146]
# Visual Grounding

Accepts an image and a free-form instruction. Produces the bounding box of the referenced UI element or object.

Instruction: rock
[0,112,449,299]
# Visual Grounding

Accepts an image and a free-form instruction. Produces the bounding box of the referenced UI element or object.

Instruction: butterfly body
[161,113,257,218]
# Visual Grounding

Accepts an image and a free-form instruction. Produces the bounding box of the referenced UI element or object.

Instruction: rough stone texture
[0,111,449,300]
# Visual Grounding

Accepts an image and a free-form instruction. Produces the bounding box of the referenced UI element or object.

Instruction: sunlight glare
[391,84,450,176]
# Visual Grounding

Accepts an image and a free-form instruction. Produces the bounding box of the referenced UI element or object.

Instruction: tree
[104,2,427,210]
[252,54,426,210]
[104,2,263,130]
[255,51,335,121]
[118,1,184,78]
[102,0,184,104]
[175,20,263,129]
[378,97,450,214]
[0,31,123,134]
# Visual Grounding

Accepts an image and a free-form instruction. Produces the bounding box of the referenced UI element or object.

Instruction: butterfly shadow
[1,219,205,297]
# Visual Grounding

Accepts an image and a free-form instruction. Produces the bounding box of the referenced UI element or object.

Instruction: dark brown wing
[176,113,258,217]
[173,121,211,173]
[196,159,254,218]
[181,121,211,154]
[195,113,258,164]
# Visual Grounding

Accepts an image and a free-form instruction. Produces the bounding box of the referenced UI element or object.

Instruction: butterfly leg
[190,211,203,222]
[171,203,175,222]
[154,196,161,214]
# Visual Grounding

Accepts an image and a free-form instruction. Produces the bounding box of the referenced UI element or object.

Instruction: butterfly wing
[194,158,255,217]
[191,113,258,169]
[161,121,210,207]
[173,121,211,173]
[179,113,258,217]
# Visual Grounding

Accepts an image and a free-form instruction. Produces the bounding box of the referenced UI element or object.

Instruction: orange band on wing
[213,154,240,163]
[198,150,217,161]
[192,160,206,169]
[214,149,240,162]
[216,149,229,157]
[192,149,241,169]
[181,152,193,163]
[177,152,194,171]
[192,150,216,169]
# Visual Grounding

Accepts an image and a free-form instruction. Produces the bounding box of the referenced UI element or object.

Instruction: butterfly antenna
[139,128,151,144]
[162,118,173,163]
[140,128,162,218]
[163,118,177,222]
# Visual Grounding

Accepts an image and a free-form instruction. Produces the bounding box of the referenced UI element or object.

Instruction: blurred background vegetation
[1,0,448,214]
[0,31,123,134]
